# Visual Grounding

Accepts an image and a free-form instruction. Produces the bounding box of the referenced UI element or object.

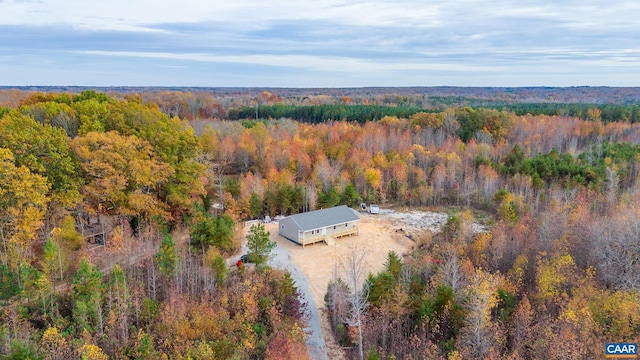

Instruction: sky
[1,0,640,87]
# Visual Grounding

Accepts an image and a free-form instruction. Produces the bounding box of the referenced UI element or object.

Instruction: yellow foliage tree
[40,326,70,360]
[457,268,504,359]
[0,148,50,283]
[364,167,382,194]
[536,251,578,305]
[79,344,109,360]
[70,131,174,219]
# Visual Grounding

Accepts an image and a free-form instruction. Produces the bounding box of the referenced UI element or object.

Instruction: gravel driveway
[239,233,328,360]
[268,242,328,360]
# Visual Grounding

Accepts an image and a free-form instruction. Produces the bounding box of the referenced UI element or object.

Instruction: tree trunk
[357,313,364,360]
[57,242,64,281]
[341,245,369,360]
[0,225,7,266]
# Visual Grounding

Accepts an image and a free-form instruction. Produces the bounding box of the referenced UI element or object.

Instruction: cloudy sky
[1,0,639,87]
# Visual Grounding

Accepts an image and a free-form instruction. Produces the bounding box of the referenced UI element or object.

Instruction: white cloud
[2,0,640,86]
[78,50,503,73]
[0,0,438,30]
[3,0,638,33]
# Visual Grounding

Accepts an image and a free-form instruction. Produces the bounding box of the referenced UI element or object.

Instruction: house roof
[283,205,360,231]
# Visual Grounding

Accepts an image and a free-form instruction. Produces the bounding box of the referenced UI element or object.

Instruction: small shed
[278,205,360,246]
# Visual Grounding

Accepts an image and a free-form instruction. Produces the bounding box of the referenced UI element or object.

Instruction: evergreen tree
[341,183,360,208]
[72,259,104,334]
[249,192,263,219]
[246,223,276,265]
[156,234,179,279]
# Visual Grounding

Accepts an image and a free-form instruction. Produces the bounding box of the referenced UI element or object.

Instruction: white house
[278,205,360,246]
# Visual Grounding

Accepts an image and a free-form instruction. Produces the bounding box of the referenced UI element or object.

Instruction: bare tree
[440,245,465,297]
[146,258,159,300]
[536,206,569,253]
[303,183,318,213]
[340,244,370,360]
[457,269,503,359]
[590,207,640,291]
[325,278,349,339]
[605,166,619,210]
[442,108,460,138]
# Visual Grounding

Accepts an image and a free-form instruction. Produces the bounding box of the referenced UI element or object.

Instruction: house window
[333,226,336,230]
[345,223,348,227]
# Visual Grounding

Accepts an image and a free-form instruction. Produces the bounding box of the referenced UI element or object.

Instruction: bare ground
[262,212,417,360]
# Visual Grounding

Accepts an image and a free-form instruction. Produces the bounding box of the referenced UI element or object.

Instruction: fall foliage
[1,88,640,359]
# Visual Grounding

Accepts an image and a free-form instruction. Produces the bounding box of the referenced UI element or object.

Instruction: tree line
[228,104,429,123]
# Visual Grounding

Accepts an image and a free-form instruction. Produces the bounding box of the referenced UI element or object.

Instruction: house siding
[324,221,358,237]
[278,206,360,246]
[278,217,301,243]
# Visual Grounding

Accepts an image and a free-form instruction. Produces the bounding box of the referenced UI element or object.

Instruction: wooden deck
[300,235,327,247]
[299,225,359,247]
[332,226,360,239]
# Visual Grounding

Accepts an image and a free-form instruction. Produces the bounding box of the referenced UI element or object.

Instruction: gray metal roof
[283,205,360,231]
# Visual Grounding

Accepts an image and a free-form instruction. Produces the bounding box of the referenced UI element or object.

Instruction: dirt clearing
[263,211,417,360]
[265,213,415,313]
[255,209,485,359]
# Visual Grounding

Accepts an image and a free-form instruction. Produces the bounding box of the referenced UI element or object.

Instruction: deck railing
[300,225,359,246]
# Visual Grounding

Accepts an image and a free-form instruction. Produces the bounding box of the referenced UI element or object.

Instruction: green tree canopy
[190,205,236,254]
[0,112,82,209]
[246,223,276,265]
[156,234,179,279]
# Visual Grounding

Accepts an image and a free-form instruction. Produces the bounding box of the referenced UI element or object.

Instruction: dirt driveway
[266,213,414,311]
[246,209,486,359]
[263,212,417,360]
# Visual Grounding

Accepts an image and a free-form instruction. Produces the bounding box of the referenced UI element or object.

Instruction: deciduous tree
[71,131,173,219]
[0,148,50,285]
[340,245,369,360]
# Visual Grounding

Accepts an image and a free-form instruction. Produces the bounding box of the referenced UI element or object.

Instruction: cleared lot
[265,213,415,312]
[263,211,418,360]
[258,209,485,359]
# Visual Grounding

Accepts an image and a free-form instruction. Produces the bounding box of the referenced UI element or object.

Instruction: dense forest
[0,91,308,359]
[1,88,639,359]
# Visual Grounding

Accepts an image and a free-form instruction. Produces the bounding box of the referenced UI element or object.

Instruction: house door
[322,228,326,235]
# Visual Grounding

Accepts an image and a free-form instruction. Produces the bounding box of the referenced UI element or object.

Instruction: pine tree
[156,234,178,279]
[246,223,275,265]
